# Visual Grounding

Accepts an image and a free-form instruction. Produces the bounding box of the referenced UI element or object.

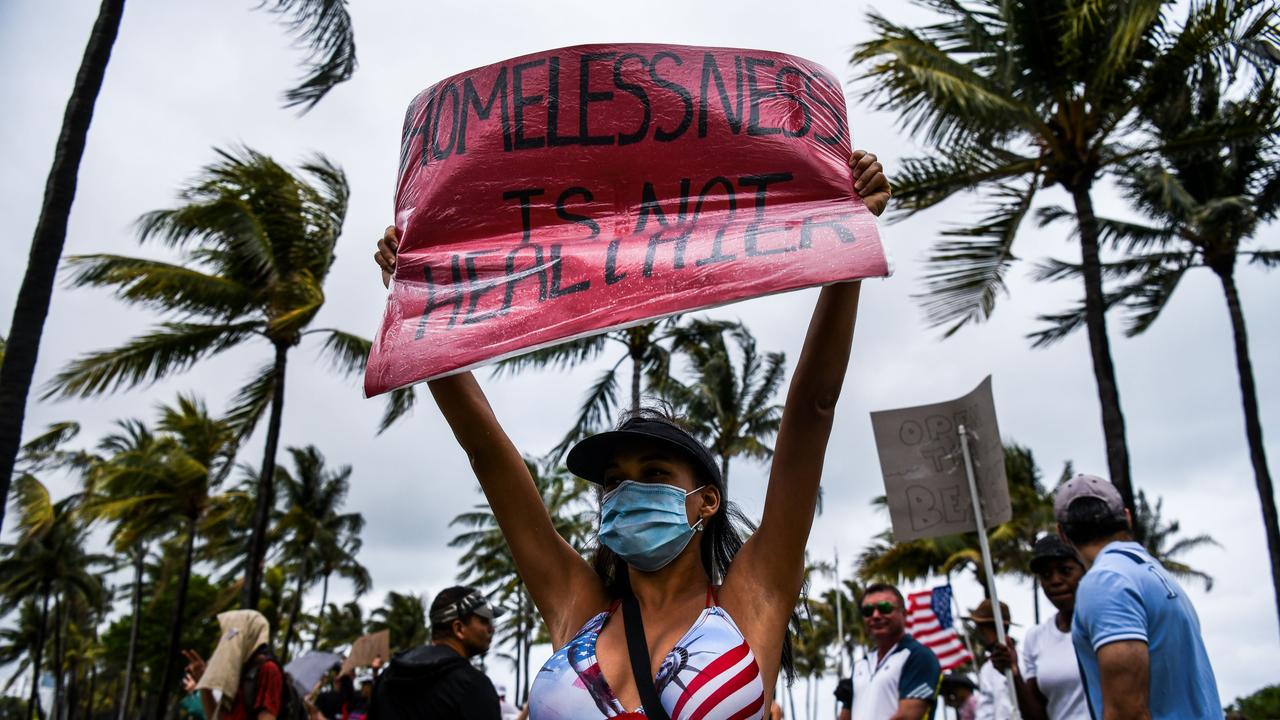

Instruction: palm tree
[448,458,594,703]
[273,445,369,661]
[0,0,358,537]
[1135,490,1220,591]
[476,319,731,458]
[367,592,429,653]
[44,147,391,610]
[1031,68,1280,626]
[662,321,786,482]
[78,419,161,720]
[0,599,47,697]
[314,601,366,650]
[0,476,108,720]
[86,396,241,720]
[850,0,1279,530]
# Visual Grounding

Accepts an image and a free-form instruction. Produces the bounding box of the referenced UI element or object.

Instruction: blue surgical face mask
[599,480,706,573]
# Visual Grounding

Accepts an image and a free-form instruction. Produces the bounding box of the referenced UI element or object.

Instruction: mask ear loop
[686,485,708,532]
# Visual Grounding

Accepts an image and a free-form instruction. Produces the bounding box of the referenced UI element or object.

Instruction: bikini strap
[705,584,720,608]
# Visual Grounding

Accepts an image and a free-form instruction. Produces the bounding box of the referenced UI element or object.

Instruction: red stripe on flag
[672,641,751,719]
[688,656,761,720]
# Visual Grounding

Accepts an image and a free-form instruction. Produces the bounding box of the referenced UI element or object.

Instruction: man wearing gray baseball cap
[1054,474,1222,720]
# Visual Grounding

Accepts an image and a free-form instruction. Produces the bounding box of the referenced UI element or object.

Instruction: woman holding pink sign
[374,150,889,720]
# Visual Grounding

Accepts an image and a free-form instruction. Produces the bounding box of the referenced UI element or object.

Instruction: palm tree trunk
[1215,267,1280,632]
[630,351,642,413]
[243,342,290,610]
[85,663,97,720]
[1070,185,1138,534]
[29,590,51,720]
[153,518,197,720]
[53,596,65,720]
[281,559,309,663]
[117,547,143,720]
[313,573,330,649]
[787,681,797,720]
[0,0,125,536]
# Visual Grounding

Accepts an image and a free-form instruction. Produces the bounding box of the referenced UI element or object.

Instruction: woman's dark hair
[588,406,800,683]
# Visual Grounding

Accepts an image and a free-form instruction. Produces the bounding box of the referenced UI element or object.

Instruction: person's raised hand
[181,649,207,683]
[989,637,1018,674]
[850,149,891,217]
[375,225,399,288]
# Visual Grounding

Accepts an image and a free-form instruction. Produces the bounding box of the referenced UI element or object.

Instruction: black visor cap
[566,417,723,489]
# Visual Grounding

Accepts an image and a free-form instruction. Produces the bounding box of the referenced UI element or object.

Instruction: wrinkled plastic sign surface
[365,43,889,395]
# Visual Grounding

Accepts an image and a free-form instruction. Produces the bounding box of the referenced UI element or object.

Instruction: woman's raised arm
[729,151,890,601]
[377,227,607,647]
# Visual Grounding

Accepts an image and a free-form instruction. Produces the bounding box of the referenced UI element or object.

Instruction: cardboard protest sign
[364,43,889,395]
[869,376,1010,542]
[340,630,389,674]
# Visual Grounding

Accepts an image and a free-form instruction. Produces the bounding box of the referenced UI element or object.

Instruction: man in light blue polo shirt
[1054,474,1222,720]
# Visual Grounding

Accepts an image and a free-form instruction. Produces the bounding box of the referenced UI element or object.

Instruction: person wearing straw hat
[1054,474,1222,720]
[965,599,1015,720]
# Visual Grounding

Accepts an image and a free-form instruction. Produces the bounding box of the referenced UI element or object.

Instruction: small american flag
[906,586,973,671]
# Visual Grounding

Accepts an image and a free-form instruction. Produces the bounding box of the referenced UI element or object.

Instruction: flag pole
[834,546,844,720]
[958,423,1021,719]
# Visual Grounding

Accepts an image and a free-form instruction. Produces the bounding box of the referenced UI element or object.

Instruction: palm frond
[1037,206,1176,253]
[1119,261,1192,336]
[1245,249,1280,267]
[224,361,278,442]
[889,145,1040,215]
[20,422,82,460]
[916,177,1039,336]
[44,321,263,399]
[10,475,55,541]
[314,329,370,375]
[1028,289,1127,348]
[62,254,253,319]
[378,387,418,434]
[255,0,358,112]
[491,334,610,376]
[136,199,274,283]
[853,12,1032,147]
[550,362,623,461]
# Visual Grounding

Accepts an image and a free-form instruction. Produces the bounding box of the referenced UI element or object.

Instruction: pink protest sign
[364,43,888,395]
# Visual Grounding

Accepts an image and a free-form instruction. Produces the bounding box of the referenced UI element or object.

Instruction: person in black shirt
[369,586,505,720]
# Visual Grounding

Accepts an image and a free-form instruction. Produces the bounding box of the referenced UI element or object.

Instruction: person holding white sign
[374,152,891,720]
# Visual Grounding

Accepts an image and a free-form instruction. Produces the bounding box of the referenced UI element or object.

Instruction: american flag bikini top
[528,587,766,720]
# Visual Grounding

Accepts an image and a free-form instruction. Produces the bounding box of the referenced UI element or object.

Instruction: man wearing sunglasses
[847,583,943,720]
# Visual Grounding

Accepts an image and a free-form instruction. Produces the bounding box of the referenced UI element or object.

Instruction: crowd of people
[832,474,1221,720]
[172,151,1224,720]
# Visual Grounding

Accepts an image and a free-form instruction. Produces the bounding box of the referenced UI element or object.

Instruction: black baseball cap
[1029,534,1082,573]
[428,587,505,626]
[566,416,723,488]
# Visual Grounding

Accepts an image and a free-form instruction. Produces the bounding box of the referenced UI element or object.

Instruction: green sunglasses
[861,601,897,617]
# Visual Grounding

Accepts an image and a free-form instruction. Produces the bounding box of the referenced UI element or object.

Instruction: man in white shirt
[990,535,1090,720]
[847,583,942,720]
[966,599,1015,720]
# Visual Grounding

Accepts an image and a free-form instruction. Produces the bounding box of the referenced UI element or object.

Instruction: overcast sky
[2,0,1278,708]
